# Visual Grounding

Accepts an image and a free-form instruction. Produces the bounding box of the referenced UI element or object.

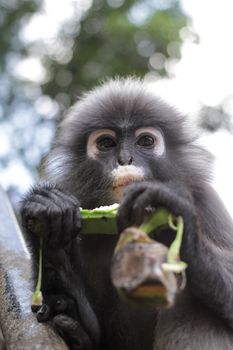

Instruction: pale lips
[113,175,144,197]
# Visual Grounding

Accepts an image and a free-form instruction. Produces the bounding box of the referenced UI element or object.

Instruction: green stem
[139,208,170,234]
[36,236,43,292]
[140,210,187,274]
[167,215,184,264]
[31,236,43,307]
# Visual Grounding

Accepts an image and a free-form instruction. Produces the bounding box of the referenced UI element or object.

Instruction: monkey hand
[36,294,97,350]
[117,181,198,260]
[21,183,81,250]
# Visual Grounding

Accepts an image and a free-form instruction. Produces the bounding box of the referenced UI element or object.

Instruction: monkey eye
[96,136,117,151]
[87,129,117,158]
[135,127,165,156]
[136,134,155,148]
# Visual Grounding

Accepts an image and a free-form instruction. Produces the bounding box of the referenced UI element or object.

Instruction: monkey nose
[118,155,133,166]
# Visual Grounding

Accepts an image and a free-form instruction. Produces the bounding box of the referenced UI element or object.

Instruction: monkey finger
[46,206,63,247]
[21,202,49,236]
[53,315,93,350]
[61,208,75,246]
[117,183,148,231]
[73,210,82,238]
[36,304,51,322]
[131,195,150,226]
[52,188,80,208]
[21,199,47,221]
[46,190,81,244]
[37,294,72,323]
[53,296,69,313]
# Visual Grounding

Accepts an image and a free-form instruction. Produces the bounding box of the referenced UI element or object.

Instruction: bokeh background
[0,0,232,215]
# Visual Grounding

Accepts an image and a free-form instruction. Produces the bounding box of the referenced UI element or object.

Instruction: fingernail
[38,304,48,314]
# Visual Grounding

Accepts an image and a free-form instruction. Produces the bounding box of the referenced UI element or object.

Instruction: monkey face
[86,126,165,201]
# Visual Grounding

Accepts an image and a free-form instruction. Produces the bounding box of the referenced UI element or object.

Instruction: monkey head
[43,78,211,208]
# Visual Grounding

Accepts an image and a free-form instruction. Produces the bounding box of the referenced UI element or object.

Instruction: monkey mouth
[113,176,143,190]
[111,165,145,200]
[112,176,145,201]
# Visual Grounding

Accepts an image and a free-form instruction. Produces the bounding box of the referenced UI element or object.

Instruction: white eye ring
[135,127,165,156]
[87,129,116,159]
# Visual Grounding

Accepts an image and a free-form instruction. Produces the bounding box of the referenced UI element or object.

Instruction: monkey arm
[117,181,233,327]
[21,183,81,295]
[184,185,233,327]
[21,183,101,350]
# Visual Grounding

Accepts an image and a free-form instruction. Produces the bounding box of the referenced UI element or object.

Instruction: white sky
[152,0,233,217]
[1,0,233,217]
[187,0,233,218]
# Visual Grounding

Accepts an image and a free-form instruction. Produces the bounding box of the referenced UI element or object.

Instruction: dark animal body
[21,78,233,350]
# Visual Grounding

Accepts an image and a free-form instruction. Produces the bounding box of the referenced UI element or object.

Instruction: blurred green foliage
[42,0,187,109]
[0,0,39,116]
[0,0,189,204]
